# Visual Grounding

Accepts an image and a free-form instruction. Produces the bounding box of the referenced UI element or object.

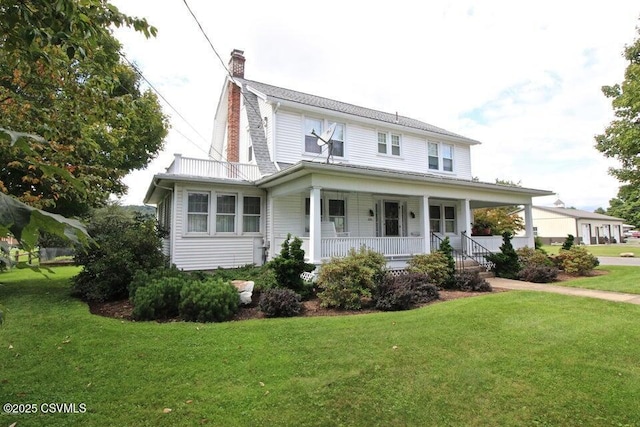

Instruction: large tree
[607,184,640,228]
[595,24,640,219]
[0,0,167,246]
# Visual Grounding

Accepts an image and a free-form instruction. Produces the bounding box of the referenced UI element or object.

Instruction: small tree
[486,232,521,279]
[267,234,315,294]
[437,237,456,288]
[562,234,575,251]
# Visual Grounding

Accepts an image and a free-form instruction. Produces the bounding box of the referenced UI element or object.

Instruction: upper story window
[428,142,454,172]
[378,131,401,156]
[304,118,323,154]
[304,118,345,157]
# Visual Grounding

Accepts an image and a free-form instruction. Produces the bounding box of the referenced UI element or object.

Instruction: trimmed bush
[486,232,521,279]
[453,271,492,292]
[129,265,184,300]
[437,237,457,288]
[556,246,599,276]
[267,234,315,294]
[132,277,185,321]
[258,288,302,318]
[518,265,558,283]
[179,278,239,322]
[516,247,553,268]
[375,273,439,311]
[407,252,451,288]
[317,247,386,310]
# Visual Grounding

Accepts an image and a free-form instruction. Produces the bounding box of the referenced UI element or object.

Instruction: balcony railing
[166,154,262,181]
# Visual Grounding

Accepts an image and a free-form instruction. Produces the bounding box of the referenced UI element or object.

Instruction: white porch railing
[321,237,424,259]
[467,236,532,252]
[166,155,261,181]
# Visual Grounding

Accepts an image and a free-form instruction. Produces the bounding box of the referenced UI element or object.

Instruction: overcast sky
[112,0,640,210]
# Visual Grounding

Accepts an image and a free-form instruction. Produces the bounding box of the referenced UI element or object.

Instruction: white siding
[171,183,265,270]
[273,108,474,178]
[272,194,305,238]
[258,97,274,160]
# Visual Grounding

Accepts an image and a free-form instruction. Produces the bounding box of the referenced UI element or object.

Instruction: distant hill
[123,205,156,216]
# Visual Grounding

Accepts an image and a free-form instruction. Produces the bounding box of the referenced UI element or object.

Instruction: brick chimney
[226,49,245,163]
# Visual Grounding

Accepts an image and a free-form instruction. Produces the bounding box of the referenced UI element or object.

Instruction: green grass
[557,266,640,294]
[2,267,640,426]
[543,243,640,257]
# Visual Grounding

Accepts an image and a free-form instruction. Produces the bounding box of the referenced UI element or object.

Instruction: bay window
[187,192,209,233]
[216,194,236,233]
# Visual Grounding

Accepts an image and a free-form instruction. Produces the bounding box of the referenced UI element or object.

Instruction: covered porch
[261,163,543,265]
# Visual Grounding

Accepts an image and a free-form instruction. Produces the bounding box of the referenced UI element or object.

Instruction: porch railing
[460,231,494,271]
[321,237,423,259]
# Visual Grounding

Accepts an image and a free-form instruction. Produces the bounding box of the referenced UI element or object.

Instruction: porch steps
[456,259,494,279]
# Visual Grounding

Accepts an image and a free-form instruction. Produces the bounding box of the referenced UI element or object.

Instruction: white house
[144,50,553,271]
[517,206,625,245]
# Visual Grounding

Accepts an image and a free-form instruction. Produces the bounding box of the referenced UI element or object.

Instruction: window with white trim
[444,206,456,233]
[442,144,453,172]
[378,131,401,156]
[216,194,236,233]
[328,199,346,233]
[187,192,209,233]
[330,123,345,157]
[304,117,323,153]
[428,142,454,172]
[429,205,441,232]
[428,142,439,170]
[243,196,260,233]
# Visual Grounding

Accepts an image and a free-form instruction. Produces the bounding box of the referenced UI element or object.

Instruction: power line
[119,53,252,180]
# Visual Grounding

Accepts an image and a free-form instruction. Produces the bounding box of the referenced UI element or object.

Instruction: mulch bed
[88,288,507,322]
[89,271,602,322]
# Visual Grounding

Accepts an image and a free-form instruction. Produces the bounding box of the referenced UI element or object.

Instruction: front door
[384,201,400,237]
[581,223,591,245]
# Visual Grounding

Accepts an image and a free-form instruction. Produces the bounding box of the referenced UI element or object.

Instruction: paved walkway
[487,277,640,305]
[598,256,640,266]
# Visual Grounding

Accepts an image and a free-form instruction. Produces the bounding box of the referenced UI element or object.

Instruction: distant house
[517,206,625,245]
[144,50,553,271]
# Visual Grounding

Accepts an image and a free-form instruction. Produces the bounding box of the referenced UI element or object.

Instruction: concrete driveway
[488,277,640,305]
[598,256,640,266]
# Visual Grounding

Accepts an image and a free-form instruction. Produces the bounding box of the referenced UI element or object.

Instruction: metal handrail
[430,232,466,272]
[460,231,495,270]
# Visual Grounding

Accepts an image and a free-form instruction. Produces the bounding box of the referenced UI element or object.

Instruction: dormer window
[428,142,454,172]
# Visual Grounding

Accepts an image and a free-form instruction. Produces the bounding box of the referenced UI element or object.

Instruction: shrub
[317,247,386,310]
[556,246,599,276]
[129,265,184,300]
[72,206,167,302]
[267,234,315,293]
[453,271,492,292]
[437,237,456,287]
[516,247,553,268]
[258,288,302,317]
[132,277,185,320]
[407,252,451,288]
[534,236,545,252]
[486,232,521,279]
[518,265,558,283]
[375,273,439,311]
[179,278,239,322]
[562,234,575,251]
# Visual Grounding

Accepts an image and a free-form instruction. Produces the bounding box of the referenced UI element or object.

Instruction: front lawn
[557,266,640,294]
[2,267,640,426]
[543,243,640,257]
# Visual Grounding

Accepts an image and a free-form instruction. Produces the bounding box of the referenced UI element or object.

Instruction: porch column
[524,203,534,247]
[421,196,431,254]
[309,187,322,263]
[462,199,471,256]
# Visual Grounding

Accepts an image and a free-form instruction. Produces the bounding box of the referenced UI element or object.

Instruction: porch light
[369,209,374,217]
[410,211,416,219]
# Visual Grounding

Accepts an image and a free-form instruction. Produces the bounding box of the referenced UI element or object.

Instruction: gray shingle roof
[237,78,480,144]
[241,87,278,175]
[535,206,625,222]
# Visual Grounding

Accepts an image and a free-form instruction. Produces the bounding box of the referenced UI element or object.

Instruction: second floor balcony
[166,154,262,182]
